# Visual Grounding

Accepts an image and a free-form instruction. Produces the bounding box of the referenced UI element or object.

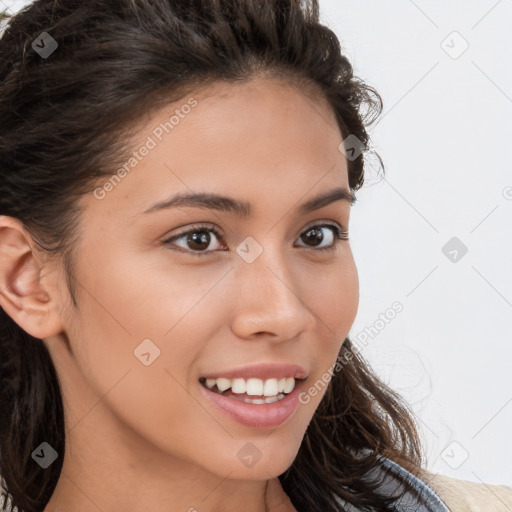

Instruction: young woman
[0,1,510,511]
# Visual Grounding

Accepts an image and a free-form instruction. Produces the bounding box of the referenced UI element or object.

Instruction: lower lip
[199,380,304,428]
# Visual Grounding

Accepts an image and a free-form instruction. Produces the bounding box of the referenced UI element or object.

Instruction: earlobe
[0,217,64,339]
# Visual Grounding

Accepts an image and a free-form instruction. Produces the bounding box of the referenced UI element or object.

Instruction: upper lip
[200,363,308,381]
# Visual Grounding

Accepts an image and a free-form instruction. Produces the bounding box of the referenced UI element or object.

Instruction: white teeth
[246,378,264,395]
[283,377,295,393]
[246,398,265,404]
[205,376,298,396]
[215,378,231,392]
[263,378,279,396]
[243,394,286,404]
[231,378,246,394]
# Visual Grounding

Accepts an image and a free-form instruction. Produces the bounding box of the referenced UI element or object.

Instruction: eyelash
[161,222,349,257]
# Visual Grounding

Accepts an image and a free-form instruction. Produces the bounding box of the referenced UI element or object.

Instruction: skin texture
[0,77,359,512]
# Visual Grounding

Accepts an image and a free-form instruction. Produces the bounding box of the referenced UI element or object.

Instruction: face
[47,77,359,481]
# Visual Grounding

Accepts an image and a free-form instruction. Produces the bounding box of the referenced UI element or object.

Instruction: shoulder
[351,450,511,512]
[416,467,512,512]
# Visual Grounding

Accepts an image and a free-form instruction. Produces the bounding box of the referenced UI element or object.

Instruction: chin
[205,439,301,480]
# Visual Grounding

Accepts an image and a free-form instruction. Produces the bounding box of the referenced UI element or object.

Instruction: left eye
[162,222,349,256]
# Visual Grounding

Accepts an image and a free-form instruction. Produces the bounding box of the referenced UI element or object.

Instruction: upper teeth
[204,377,295,396]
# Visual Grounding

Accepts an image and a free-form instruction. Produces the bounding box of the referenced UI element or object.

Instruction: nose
[229,242,314,341]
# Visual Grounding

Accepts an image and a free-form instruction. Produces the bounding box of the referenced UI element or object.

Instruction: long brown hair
[0,1,427,511]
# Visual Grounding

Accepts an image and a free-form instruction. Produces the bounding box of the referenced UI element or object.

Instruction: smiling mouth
[198,376,307,404]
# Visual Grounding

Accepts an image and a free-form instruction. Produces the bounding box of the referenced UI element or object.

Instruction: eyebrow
[142,186,356,216]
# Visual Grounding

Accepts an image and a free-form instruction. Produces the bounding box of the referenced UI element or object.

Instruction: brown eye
[162,222,348,257]
[184,230,214,251]
[162,224,225,255]
[295,224,348,251]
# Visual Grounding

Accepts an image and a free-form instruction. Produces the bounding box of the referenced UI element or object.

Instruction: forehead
[85,77,349,221]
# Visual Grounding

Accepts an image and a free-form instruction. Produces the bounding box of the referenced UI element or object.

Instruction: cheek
[306,254,359,336]
[64,266,218,461]
[304,253,359,380]
[63,251,214,419]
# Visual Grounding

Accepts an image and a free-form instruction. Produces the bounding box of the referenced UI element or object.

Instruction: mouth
[198,375,308,428]
[198,376,307,404]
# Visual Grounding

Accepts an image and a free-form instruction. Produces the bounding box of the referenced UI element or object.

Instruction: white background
[320,0,512,487]
[2,0,511,488]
